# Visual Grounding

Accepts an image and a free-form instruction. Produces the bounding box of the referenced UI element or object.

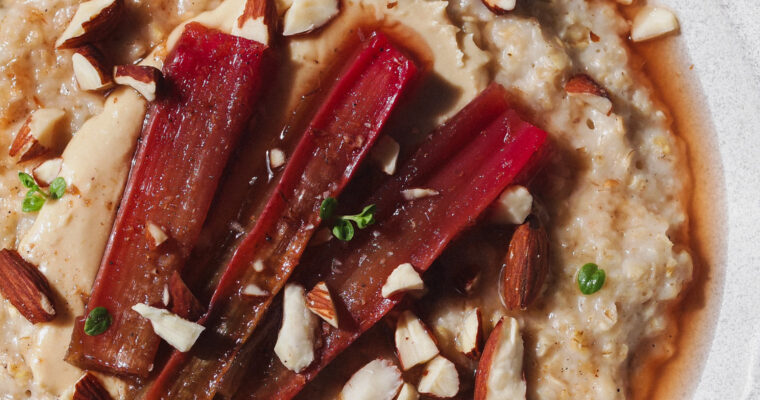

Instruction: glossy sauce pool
[623,10,727,399]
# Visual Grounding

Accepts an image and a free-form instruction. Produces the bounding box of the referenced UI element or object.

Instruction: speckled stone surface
[665,0,760,399]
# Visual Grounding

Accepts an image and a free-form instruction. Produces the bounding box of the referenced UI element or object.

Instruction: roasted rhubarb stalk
[143,32,419,398]
[218,84,514,397]
[235,84,548,399]
[66,23,271,377]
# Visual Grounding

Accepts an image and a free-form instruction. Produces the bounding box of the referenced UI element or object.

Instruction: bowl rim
[665,0,760,398]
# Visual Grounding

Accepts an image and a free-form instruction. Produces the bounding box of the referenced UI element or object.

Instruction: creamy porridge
[0,0,692,398]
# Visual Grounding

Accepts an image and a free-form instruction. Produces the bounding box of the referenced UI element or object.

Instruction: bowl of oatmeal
[0,0,754,398]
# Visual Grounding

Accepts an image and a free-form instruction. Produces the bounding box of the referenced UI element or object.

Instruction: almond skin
[501,217,548,310]
[306,281,339,328]
[113,64,162,85]
[73,372,113,400]
[56,0,124,49]
[233,0,277,44]
[32,157,63,187]
[482,0,517,14]
[72,44,113,91]
[456,307,483,359]
[0,249,57,324]
[9,109,66,162]
[565,74,613,114]
[394,310,439,370]
[113,65,162,101]
[473,317,526,400]
[9,120,49,161]
[565,74,609,98]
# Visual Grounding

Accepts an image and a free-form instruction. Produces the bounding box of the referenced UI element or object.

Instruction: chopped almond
[0,249,56,324]
[32,157,63,187]
[417,355,459,398]
[282,0,339,36]
[72,45,113,91]
[501,219,548,311]
[232,0,276,44]
[395,382,419,400]
[395,310,439,370]
[146,222,169,248]
[73,372,113,400]
[132,303,204,352]
[401,188,439,201]
[274,284,318,373]
[56,0,123,48]
[114,65,162,102]
[482,0,516,14]
[565,74,613,114]
[162,284,170,306]
[473,317,526,400]
[339,358,403,400]
[456,307,483,358]
[371,135,400,175]
[631,6,679,42]
[243,283,269,297]
[306,281,339,328]
[489,185,532,225]
[382,263,424,298]
[9,108,66,162]
[565,74,608,97]
[269,148,286,169]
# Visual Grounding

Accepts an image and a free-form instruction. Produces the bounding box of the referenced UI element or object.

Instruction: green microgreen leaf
[320,197,337,220]
[332,219,355,241]
[577,263,606,295]
[84,306,112,336]
[49,177,66,200]
[17,171,66,212]
[342,204,376,229]
[22,190,45,212]
[322,198,376,242]
[18,172,37,189]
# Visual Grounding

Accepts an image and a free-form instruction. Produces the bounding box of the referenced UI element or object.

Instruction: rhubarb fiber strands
[236,84,548,399]
[66,23,271,377]
[143,32,419,399]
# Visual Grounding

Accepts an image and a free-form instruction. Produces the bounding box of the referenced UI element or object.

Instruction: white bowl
[663,0,760,398]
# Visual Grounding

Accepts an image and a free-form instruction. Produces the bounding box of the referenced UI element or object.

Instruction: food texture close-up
[0,0,757,399]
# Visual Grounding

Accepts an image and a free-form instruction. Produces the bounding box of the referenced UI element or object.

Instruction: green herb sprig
[84,306,112,336]
[18,172,67,212]
[319,198,376,241]
[577,263,606,295]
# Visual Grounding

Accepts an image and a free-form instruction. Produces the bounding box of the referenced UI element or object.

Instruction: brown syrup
[183,6,723,399]
[270,15,725,399]
[620,6,727,400]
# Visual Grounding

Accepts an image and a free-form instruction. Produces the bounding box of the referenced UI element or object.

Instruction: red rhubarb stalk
[215,84,514,397]
[143,32,419,398]
[236,86,548,399]
[66,23,271,377]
